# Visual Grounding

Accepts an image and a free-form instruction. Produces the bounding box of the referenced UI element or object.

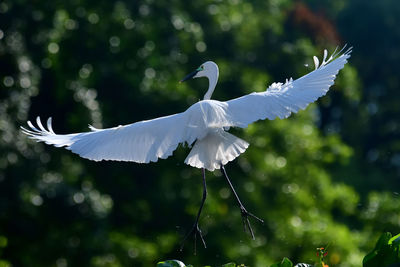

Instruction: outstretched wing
[21,109,206,163]
[224,46,352,128]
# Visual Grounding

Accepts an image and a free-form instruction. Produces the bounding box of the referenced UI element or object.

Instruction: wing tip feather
[21,116,56,138]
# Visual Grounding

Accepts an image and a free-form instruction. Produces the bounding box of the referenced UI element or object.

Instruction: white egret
[21,46,351,249]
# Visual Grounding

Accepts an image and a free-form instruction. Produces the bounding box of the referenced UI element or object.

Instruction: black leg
[220,164,264,239]
[180,168,207,254]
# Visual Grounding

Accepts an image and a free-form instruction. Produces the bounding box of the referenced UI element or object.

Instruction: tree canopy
[0,0,399,266]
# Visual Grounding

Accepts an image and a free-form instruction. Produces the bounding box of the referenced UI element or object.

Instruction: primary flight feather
[21,47,352,171]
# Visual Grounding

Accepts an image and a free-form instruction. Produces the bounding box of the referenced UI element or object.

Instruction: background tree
[0,0,399,266]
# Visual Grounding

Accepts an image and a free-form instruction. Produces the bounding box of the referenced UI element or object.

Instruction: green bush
[158,233,400,267]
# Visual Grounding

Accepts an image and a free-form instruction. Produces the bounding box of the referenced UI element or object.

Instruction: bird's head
[180,61,219,83]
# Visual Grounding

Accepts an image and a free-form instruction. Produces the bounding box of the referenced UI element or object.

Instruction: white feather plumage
[21,47,351,171]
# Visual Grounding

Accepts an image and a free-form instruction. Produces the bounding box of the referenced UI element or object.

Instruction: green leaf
[363,232,400,267]
[157,260,186,267]
[270,257,293,267]
[281,258,293,267]
[374,232,392,250]
[222,263,236,267]
[363,250,378,267]
[389,233,400,245]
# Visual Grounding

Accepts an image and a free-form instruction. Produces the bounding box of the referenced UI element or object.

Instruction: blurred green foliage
[0,0,399,266]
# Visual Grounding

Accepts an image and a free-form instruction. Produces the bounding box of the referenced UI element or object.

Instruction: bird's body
[22,46,352,248]
[22,47,351,171]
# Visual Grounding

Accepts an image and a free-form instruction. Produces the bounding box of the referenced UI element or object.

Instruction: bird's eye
[201,65,204,70]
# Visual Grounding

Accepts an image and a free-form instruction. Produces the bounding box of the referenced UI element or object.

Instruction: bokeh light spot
[48,42,59,54]
[3,76,14,87]
[196,41,207,52]
[31,195,43,206]
[124,19,135,29]
[73,192,85,204]
[88,13,99,24]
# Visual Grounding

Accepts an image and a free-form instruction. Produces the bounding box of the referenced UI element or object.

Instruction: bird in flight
[21,46,351,250]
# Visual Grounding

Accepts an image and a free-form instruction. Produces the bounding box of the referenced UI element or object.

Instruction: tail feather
[185,129,249,171]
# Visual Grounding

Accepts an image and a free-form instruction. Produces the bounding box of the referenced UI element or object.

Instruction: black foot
[180,223,206,254]
[240,205,264,240]
[180,168,208,254]
[220,164,264,240]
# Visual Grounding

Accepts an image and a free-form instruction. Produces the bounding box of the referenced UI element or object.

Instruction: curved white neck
[203,70,219,100]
